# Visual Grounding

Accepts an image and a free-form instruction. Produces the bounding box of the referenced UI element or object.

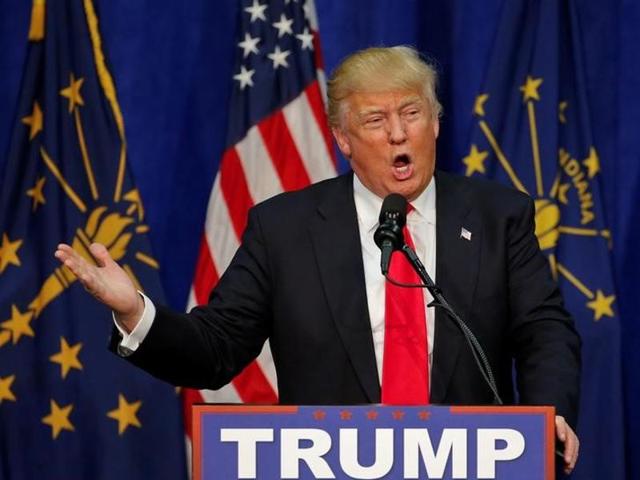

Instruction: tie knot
[407,203,415,216]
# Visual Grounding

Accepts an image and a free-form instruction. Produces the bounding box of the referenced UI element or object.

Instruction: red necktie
[381,210,429,404]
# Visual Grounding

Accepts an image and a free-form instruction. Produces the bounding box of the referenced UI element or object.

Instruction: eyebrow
[398,95,424,109]
[356,95,425,118]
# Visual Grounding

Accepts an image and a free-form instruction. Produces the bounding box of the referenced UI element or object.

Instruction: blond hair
[327,46,442,128]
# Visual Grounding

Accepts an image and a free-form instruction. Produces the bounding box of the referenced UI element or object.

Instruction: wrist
[115,293,144,333]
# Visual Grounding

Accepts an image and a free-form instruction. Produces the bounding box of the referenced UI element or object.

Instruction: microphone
[373,193,407,275]
[373,194,505,406]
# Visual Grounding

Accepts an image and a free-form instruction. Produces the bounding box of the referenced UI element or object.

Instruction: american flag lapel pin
[460,227,472,241]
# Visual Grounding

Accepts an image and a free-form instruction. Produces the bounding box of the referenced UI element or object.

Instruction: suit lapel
[430,171,483,403]
[308,173,380,402]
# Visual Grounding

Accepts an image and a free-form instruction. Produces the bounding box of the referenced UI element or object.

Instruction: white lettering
[281,428,335,479]
[339,428,393,479]
[220,428,274,479]
[404,428,467,479]
[477,428,525,479]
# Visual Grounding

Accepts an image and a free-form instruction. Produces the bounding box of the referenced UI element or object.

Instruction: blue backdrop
[1,0,638,477]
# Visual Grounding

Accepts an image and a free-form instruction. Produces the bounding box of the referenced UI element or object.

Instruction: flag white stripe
[305,0,319,30]
[235,129,284,204]
[316,69,328,106]
[199,386,242,404]
[283,94,335,183]
[203,175,240,274]
[186,288,198,310]
[185,438,193,478]
[255,341,278,392]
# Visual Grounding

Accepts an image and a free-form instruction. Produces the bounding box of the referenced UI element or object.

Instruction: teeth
[395,165,409,173]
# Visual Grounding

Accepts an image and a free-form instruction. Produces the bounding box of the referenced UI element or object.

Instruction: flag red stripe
[181,388,205,439]
[219,147,254,239]
[312,32,325,70]
[231,361,278,403]
[305,81,337,168]
[192,237,219,305]
[258,112,312,191]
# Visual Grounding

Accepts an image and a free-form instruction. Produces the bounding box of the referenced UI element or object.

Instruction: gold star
[520,76,543,102]
[0,233,23,273]
[583,147,600,178]
[462,144,489,176]
[107,394,142,435]
[586,290,615,321]
[473,93,489,117]
[21,101,43,140]
[59,73,85,113]
[1,305,34,344]
[0,375,16,404]
[26,177,47,211]
[42,399,74,439]
[50,337,83,379]
[558,101,568,124]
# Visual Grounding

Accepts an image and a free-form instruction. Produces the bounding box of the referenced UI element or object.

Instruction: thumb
[555,416,567,441]
[89,243,112,268]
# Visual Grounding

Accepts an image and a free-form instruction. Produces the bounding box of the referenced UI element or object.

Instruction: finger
[57,245,89,269]
[54,243,75,262]
[63,255,89,283]
[564,431,579,474]
[89,243,112,268]
[563,433,574,470]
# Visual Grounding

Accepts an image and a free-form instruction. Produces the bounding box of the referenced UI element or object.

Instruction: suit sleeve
[506,197,581,428]
[110,207,273,390]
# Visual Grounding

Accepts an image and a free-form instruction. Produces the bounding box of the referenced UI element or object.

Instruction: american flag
[181,0,336,468]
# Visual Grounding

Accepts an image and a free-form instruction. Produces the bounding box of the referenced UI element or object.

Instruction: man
[55,46,580,473]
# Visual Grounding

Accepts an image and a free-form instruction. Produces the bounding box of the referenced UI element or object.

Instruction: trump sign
[193,405,555,479]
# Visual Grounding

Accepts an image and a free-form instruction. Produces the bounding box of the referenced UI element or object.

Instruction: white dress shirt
[116,175,438,383]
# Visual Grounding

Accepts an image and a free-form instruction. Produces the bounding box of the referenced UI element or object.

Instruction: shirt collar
[353,173,436,234]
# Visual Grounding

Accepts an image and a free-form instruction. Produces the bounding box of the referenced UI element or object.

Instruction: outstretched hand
[54,242,143,332]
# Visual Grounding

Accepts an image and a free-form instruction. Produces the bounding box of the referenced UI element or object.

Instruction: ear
[432,118,440,139]
[332,127,352,159]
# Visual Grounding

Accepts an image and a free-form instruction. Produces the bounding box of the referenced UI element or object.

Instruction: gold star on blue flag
[0,1,186,478]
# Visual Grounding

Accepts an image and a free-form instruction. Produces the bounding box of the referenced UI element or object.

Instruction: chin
[395,183,421,201]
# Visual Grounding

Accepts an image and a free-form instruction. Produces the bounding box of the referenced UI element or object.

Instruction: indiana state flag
[0,1,186,478]
[463,0,623,477]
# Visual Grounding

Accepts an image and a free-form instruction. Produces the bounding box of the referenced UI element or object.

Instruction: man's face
[332,90,439,202]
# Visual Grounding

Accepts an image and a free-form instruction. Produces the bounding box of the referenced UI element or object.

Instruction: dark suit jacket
[118,171,581,427]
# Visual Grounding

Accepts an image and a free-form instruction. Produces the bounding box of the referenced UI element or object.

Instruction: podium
[192,405,555,479]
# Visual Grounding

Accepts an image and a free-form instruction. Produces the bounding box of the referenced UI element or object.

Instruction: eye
[364,116,384,127]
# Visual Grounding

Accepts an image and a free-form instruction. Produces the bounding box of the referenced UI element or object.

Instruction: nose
[387,114,407,144]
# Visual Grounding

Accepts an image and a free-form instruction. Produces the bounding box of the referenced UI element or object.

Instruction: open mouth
[392,154,413,179]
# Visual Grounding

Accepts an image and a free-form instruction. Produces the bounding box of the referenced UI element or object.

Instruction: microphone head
[377,193,407,226]
[373,193,407,250]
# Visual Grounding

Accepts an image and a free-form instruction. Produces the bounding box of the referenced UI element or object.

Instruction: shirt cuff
[113,291,156,356]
